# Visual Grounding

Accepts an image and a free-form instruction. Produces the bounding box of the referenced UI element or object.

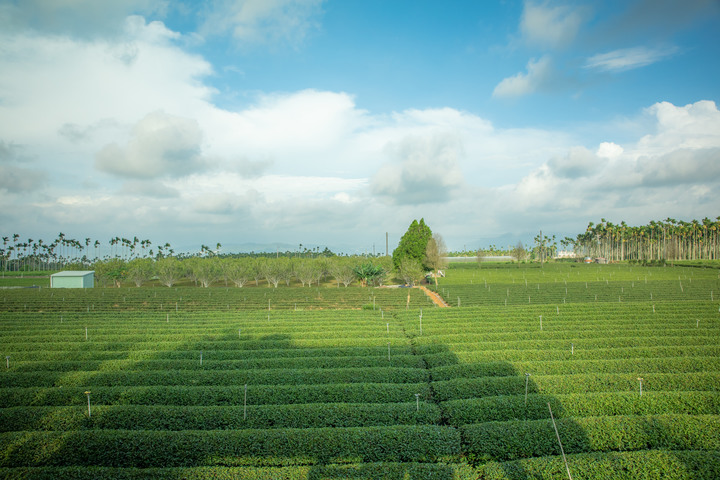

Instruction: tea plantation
[1,263,719,479]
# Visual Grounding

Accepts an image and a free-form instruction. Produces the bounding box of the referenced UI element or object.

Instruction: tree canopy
[392,218,433,270]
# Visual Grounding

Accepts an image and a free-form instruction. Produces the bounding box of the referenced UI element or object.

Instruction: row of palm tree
[0,233,163,271]
[571,217,720,261]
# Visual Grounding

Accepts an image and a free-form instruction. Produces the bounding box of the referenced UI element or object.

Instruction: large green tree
[392,218,433,270]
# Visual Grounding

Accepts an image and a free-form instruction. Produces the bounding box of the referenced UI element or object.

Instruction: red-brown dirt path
[416,285,450,307]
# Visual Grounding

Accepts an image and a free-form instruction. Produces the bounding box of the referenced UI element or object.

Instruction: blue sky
[1,0,719,254]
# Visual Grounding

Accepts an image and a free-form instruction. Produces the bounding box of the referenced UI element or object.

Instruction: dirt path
[417,285,450,308]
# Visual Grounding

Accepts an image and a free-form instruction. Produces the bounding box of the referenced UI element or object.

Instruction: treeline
[92,256,395,288]
[571,217,720,262]
[0,233,345,272]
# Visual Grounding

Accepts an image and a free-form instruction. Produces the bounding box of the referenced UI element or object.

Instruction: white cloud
[199,0,324,47]
[0,164,46,192]
[520,1,586,49]
[547,146,605,179]
[638,100,720,153]
[636,148,720,187]
[0,0,162,37]
[0,16,214,149]
[493,56,554,98]
[585,46,678,72]
[597,142,623,159]
[372,134,465,205]
[500,99,720,230]
[95,111,207,179]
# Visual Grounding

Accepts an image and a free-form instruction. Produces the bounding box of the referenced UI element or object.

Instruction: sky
[1,0,719,254]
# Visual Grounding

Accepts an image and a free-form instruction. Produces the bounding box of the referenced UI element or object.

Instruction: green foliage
[392,218,432,270]
[462,414,720,462]
[352,262,386,287]
[2,262,720,477]
[477,450,720,480]
[93,258,126,287]
[0,425,461,467]
[0,463,479,480]
[398,257,425,286]
[125,258,154,287]
[154,257,181,287]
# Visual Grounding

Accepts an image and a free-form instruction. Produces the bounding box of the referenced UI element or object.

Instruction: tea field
[1,263,719,479]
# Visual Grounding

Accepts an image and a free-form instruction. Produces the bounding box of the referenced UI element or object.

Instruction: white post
[85,391,92,417]
[638,377,643,396]
[244,383,248,420]
[539,315,542,330]
[166,313,169,323]
[571,343,574,355]
[85,327,88,340]
[5,356,9,369]
[200,351,203,366]
[525,373,531,405]
[415,393,421,412]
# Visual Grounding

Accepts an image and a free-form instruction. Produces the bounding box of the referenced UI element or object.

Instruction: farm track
[417,285,450,307]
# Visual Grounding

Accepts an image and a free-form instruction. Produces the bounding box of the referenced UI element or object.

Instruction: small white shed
[50,271,95,288]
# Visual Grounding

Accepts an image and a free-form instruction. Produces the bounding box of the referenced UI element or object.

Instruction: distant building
[50,271,95,288]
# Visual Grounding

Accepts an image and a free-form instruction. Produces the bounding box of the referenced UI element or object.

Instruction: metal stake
[85,391,92,417]
[548,403,573,480]
[524,373,531,405]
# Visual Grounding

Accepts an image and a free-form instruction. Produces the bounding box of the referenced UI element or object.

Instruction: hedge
[0,425,462,467]
[0,383,433,407]
[0,402,442,432]
[431,356,720,381]
[442,391,720,425]
[0,366,429,388]
[476,449,720,480]
[462,414,720,462]
[432,372,720,402]
[0,462,478,480]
